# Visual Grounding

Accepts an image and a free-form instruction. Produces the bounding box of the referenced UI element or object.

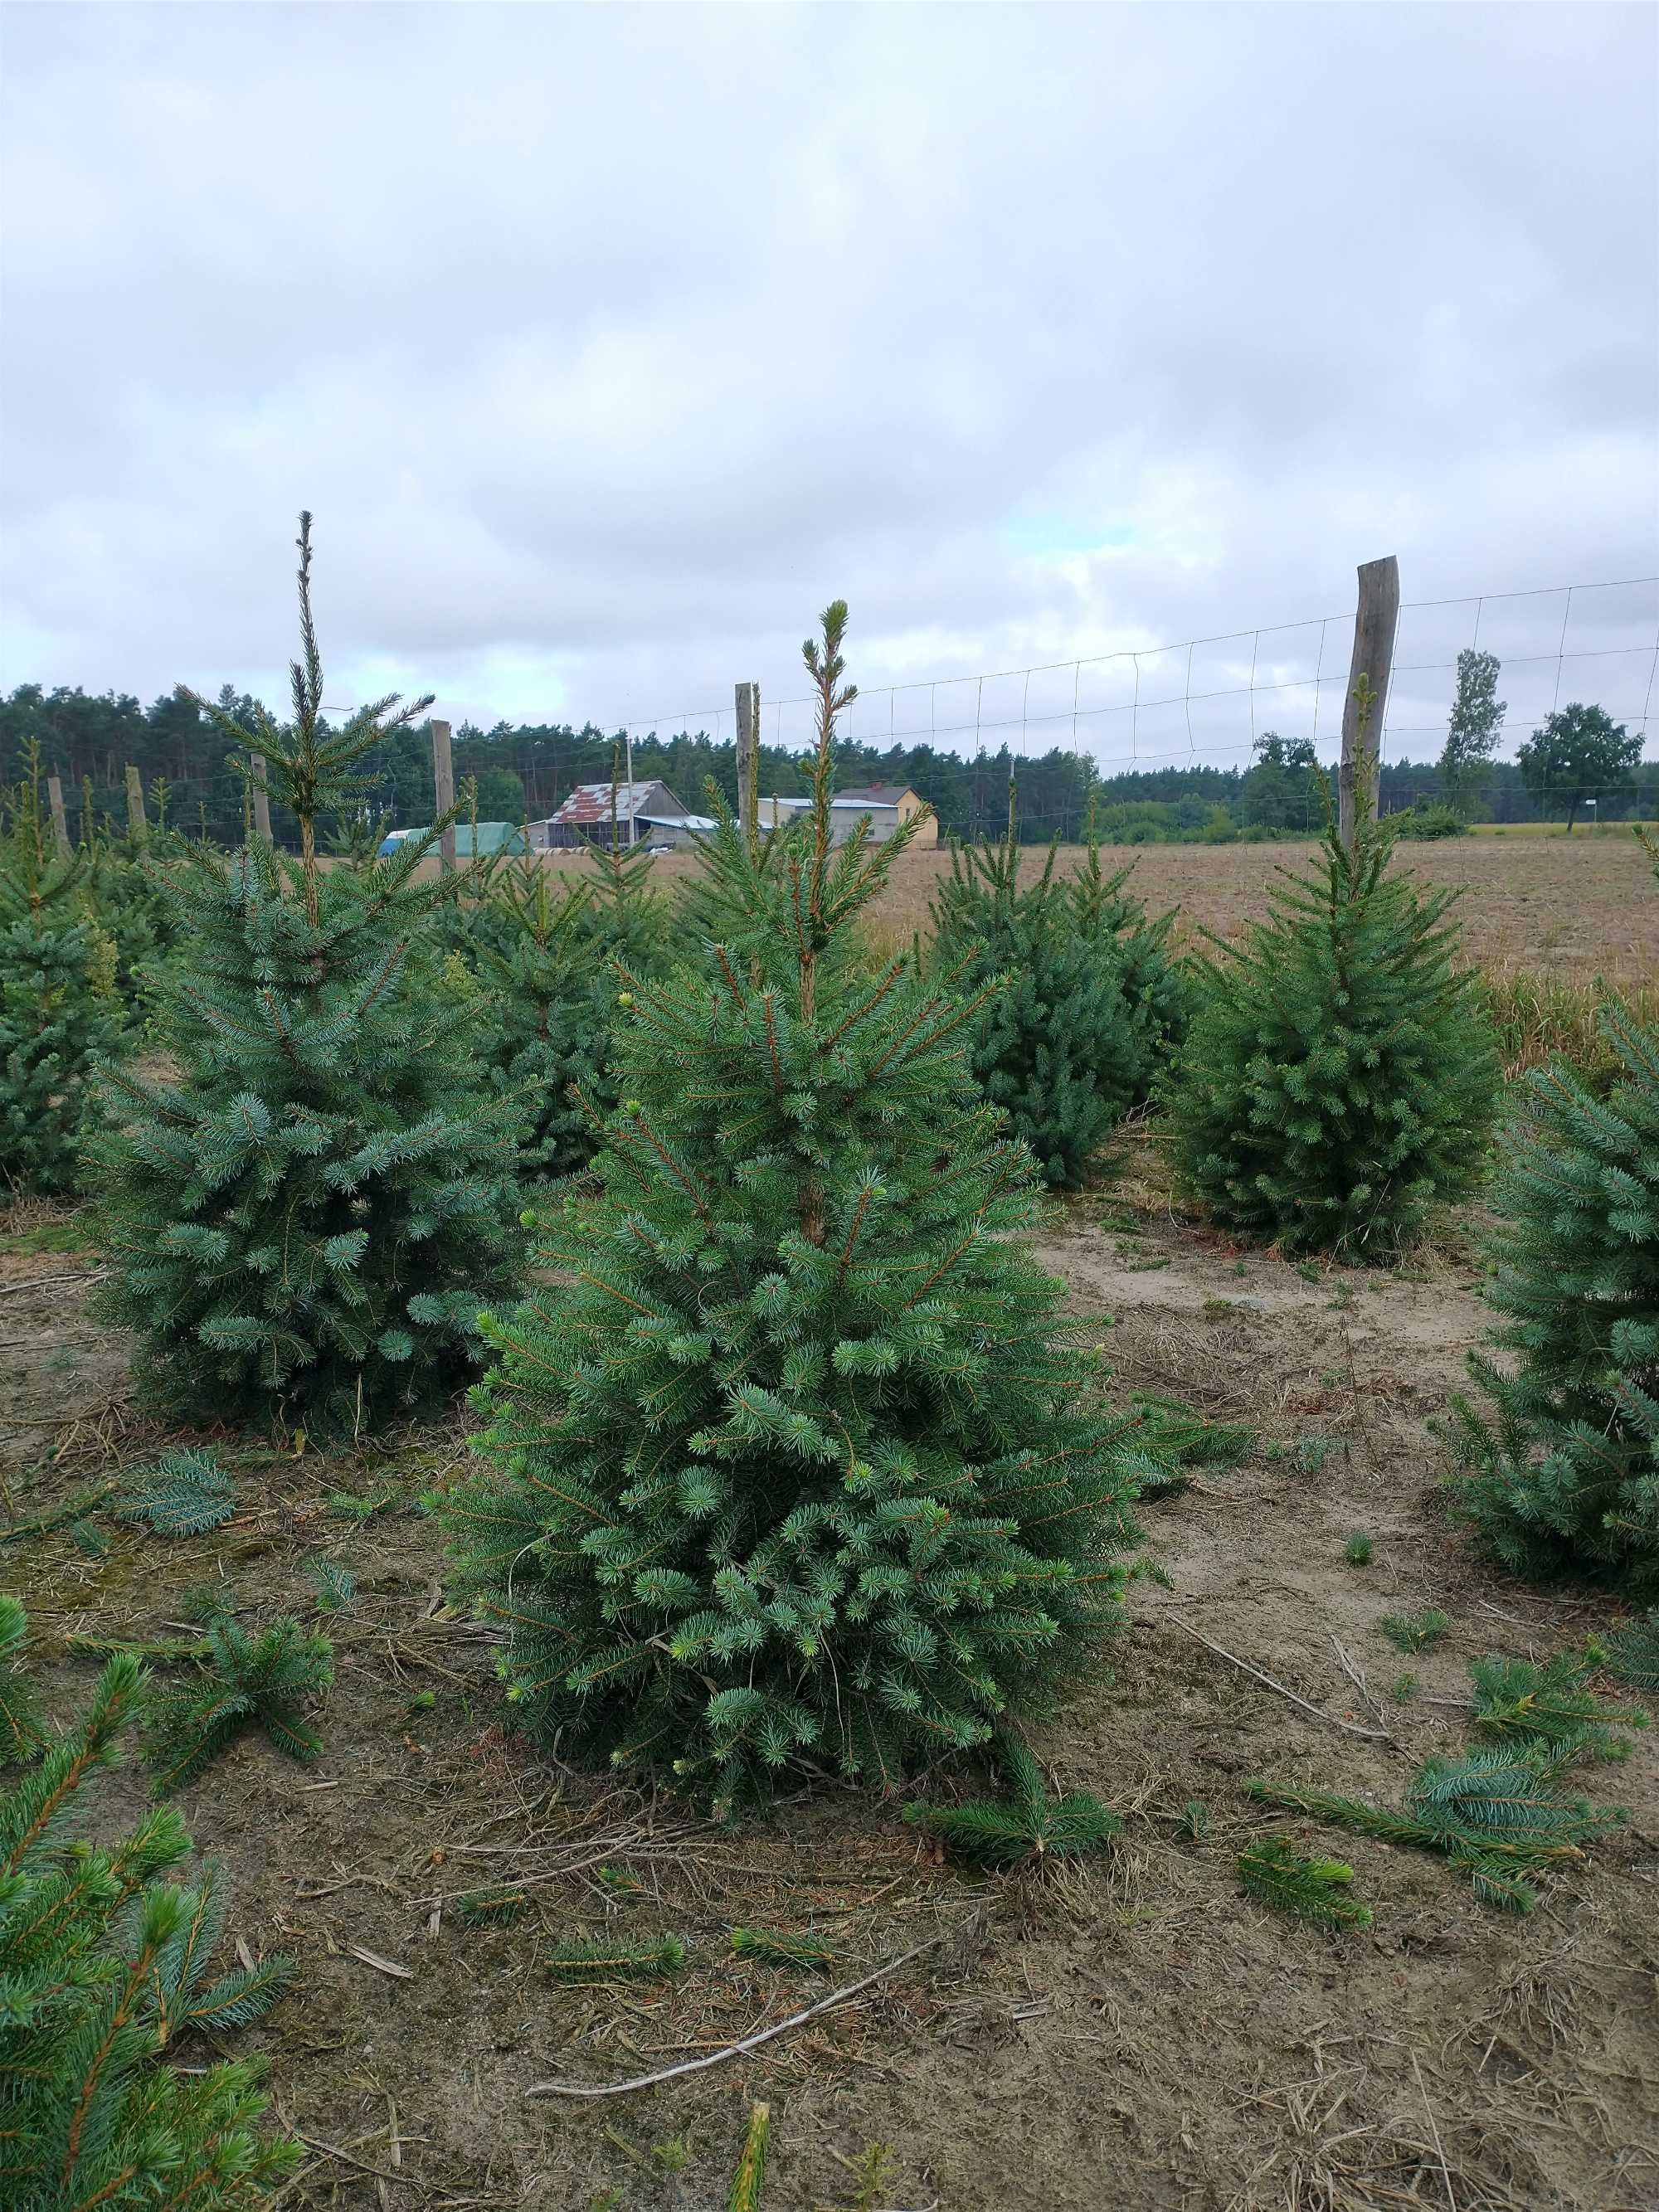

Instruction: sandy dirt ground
[4,1174,1657,2212]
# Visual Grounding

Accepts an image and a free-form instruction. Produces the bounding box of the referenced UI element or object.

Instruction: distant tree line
[2,675,1652,848]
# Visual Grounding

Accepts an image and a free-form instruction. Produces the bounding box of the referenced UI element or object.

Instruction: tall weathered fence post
[1338,556,1399,851]
[250,756,273,843]
[124,765,148,844]
[46,773,71,858]
[735,681,761,853]
[431,718,455,874]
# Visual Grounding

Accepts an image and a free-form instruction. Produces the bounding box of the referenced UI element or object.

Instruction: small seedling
[904,1734,1121,1869]
[1380,1607,1449,1654]
[1232,1258,1249,1276]
[69,1518,109,1559]
[328,1490,397,1523]
[1297,1437,1334,1475]
[652,2136,693,2178]
[1176,1799,1210,1843]
[730,1926,838,1972]
[547,1934,687,1979]
[406,1689,436,1713]
[1344,1533,1374,1566]
[119,1448,236,1537]
[845,2143,897,2211]
[1467,1650,1647,1763]
[141,1613,333,1791]
[1238,1838,1372,1930]
[305,1560,358,1613]
[1392,1673,1418,1704]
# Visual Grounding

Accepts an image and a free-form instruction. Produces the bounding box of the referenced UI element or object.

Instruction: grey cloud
[2,2,1653,767]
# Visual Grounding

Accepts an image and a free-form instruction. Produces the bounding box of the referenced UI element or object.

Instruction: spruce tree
[0,1600,299,2210]
[928,796,1171,1188]
[439,602,1151,1808]
[1454,994,1659,1588]
[92,515,521,1436]
[475,799,672,1180]
[0,742,122,1196]
[1164,717,1498,1258]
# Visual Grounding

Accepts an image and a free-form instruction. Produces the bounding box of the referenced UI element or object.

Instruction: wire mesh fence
[8,570,1657,847]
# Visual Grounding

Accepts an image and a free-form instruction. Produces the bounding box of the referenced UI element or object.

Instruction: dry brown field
[450,831,1659,989]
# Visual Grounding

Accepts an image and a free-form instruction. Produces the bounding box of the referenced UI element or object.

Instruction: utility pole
[1338,556,1399,851]
[735,681,761,854]
[625,728,636,846]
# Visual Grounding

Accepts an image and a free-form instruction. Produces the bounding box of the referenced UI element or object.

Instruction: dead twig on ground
[524,1927,956,2099]
[1165,1615,1394,1742]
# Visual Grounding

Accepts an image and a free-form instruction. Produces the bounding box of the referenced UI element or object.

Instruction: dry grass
[521,831,1659,995]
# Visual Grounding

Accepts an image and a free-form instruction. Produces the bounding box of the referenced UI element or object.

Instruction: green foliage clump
[1379,1607,1449,1653]
[1,1608,298,2210]
[0,742,122,1196]
[1237,1837,1372,1928]
[1393,799,1468,840]
[1467,1650,1647,1762]
[0,1593,46,1760]
[1248,1750,1622,1913]
[141,1612,333,1792]
[1454,996,1659,1590]
[1602,1609,1659,1692]
[439,605,1150,1806]
[118,1447,236,1537]
[929,798,1177,1187]
[1163,760,1498,1259]
[1344,1533,1373,1566]
[903,1733,1121,1869]
[92,517,521,1436]
[1130,1393,1253,1496]
[474,821,673,1181]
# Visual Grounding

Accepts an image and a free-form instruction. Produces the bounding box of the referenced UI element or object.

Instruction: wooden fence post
[431,719,455,873]
[735,682,761,853]
[1338,556,1399,851]
[124,765,148,844]
[250,756,273,843]
[46,774,71,858]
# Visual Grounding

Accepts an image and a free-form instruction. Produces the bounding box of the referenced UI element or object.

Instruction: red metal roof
[546,780,690,826]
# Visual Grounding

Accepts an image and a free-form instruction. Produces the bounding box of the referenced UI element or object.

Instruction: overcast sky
[2,2,1655,771]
